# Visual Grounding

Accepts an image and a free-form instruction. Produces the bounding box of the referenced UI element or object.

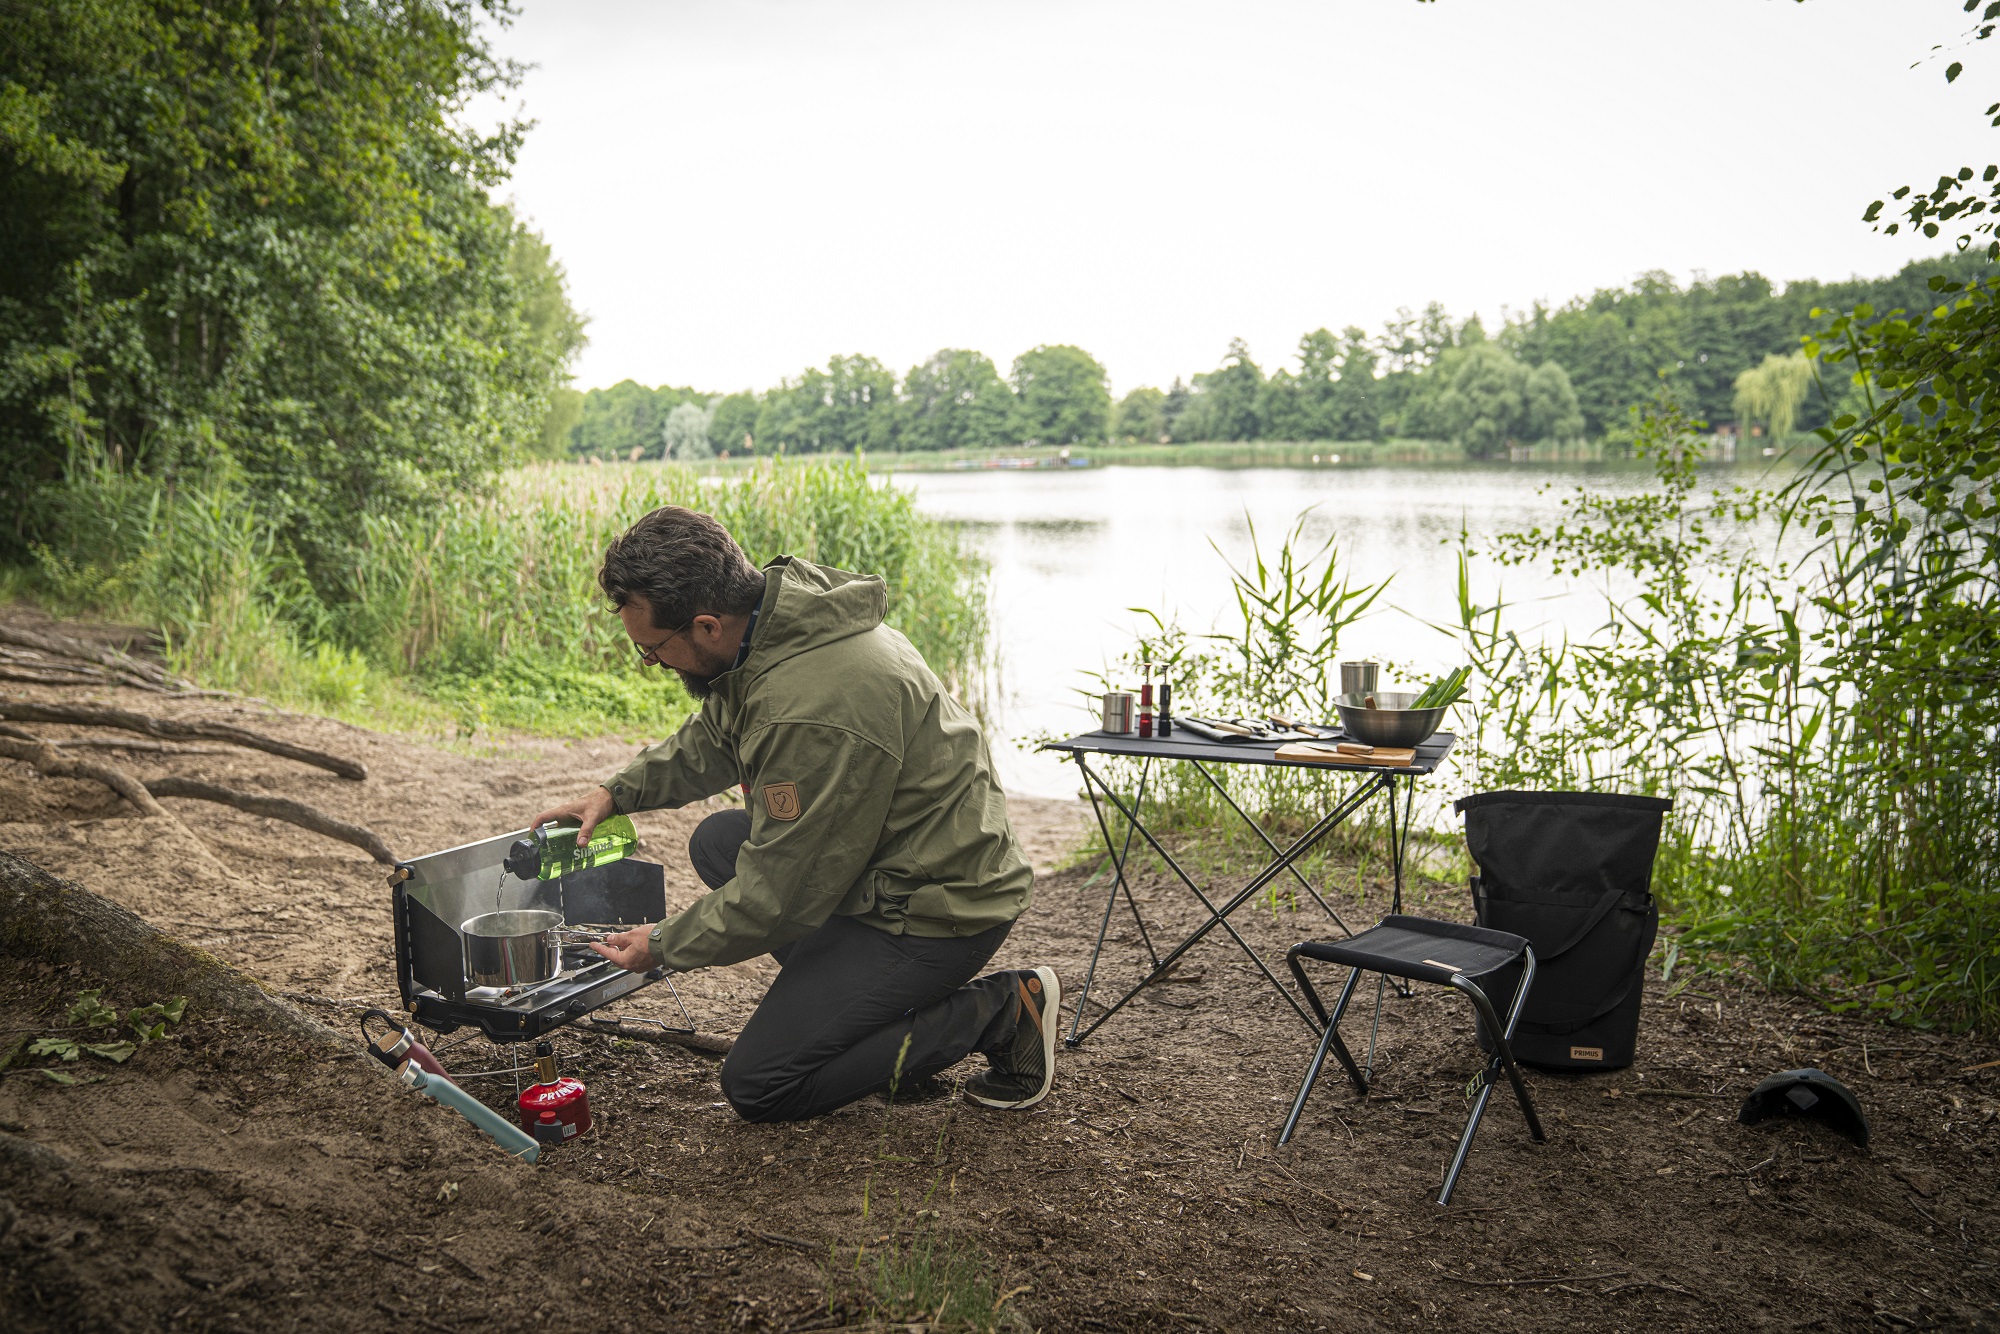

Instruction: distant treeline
[559,253,1995,461]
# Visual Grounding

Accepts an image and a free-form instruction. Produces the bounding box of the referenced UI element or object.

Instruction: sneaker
[877,1072,955,1106]
[965,967,1061,1110]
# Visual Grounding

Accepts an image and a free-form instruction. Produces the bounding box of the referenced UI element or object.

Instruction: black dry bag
[1455,790,1671,1072]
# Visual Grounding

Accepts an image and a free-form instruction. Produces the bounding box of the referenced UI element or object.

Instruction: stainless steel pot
[461,909,563,988]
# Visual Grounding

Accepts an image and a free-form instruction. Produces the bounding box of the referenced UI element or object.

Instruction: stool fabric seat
[1292,915,1528,988]
[1280,913,1546,1205]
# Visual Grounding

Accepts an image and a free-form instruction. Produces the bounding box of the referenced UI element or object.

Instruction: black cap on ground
[1738,1067,1869,1145]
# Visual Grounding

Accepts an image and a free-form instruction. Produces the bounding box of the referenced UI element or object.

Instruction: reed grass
[15,456,987,741]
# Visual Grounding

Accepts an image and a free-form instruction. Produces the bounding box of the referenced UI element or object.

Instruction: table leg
[1388,772,1418,916]
[1190,759,1354,937]
[1067,754,1158,1046]
[1068,773,1389,1043]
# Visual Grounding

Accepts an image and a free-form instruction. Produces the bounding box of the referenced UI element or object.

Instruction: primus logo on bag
[1569,1046,1604,1061]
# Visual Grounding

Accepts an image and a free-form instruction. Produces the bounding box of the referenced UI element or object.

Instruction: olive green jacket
[602,556,1032,972]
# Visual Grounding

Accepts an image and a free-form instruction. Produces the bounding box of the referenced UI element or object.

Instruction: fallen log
[0,701,366,780]
[145,776,398,865]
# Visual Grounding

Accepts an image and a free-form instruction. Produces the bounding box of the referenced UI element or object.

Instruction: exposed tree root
[0,622,193,693]
[144,776,397,865]
[0,725,394,864]
[0,701,367,780]
[0,849,342,1049]
[0,734,170,818]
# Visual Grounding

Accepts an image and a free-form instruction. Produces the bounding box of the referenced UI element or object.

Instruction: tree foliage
[1733,352,1814,441]
[0,0,583,599]
[662,401,713,460]
[901,349,1012,451]
[1009,344,1110,445]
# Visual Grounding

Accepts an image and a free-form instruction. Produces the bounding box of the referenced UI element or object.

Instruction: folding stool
[1277,914,1546,1204]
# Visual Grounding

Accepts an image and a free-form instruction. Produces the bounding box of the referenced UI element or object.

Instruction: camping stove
[388,827,671,1042]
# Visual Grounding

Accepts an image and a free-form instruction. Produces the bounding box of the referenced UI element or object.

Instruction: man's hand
[589,925,656,973]
[531,785,618,845]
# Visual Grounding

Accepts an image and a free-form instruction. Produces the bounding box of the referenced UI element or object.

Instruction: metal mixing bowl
[1334,691,1449,748]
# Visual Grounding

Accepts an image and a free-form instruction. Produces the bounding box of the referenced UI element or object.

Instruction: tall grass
[17,456,987,738]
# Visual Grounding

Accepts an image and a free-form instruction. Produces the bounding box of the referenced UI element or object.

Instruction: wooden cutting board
[1275,741,1416,767]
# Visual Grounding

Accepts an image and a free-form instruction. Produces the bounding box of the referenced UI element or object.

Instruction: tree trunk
[0,850,341,1049]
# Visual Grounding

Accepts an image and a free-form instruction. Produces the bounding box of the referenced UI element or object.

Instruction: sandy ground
[2,659,1999,1331]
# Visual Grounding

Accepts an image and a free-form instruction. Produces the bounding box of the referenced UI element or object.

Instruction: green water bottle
[506,815,636,881]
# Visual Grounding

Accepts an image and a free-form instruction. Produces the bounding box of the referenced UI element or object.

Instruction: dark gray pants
[690,810,1023,1122]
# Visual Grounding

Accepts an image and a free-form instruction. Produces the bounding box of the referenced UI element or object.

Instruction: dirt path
[2,671,1997,1331]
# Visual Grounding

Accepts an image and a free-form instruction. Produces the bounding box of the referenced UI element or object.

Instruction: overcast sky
[474,0,1995,399]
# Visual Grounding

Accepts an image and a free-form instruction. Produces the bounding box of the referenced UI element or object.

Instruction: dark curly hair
[598,506,768,629]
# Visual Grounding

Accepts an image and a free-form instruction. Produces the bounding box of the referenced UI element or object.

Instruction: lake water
[890,460,1767,798]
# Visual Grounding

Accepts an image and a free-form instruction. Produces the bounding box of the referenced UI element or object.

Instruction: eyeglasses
[633,624,690,667]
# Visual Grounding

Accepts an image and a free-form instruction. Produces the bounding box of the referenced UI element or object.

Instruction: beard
[674,666,716,699]
[670,642,735,700]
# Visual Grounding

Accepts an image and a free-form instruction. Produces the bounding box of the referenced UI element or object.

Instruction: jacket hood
[737,556,886,678]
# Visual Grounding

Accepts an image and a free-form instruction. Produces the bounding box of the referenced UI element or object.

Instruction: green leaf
[80,1041,136,1064]
[66,989,118,1028]
[1946,61,1963,83]
[28,1037,79,1061]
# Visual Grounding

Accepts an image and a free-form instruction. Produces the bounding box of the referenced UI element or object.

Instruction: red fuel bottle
[517,1041,591,1145]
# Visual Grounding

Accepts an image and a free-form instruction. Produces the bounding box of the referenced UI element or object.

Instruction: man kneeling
[533,506,1057,1121]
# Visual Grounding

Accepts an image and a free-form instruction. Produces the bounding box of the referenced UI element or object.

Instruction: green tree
[902,349,1013,450]
[509,224,590,379]
[0,0,576,598]
[1010,344,1110,444]
[539,388,585,459]
[1524,360,1584,444]
[1174,338,1263,442]
[662,401,714,460]
[754,355,897,453]
[707,391,759,455]
[574,381,702,458]
[1438,342,1530,458]
[1733,352,1814,440]
[821,354,899,452]
[1328,327,1384,441]
[1112,386,1168,442]
[1275,329,1339,440]
[1161,378,1193,441]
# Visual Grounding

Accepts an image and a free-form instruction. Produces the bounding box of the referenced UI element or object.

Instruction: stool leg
[1437,973,1546,1205]
[1278,1008,1341,1146]
[1363,972,1387,1082]
[1491,949,1546,1143]
[1439,1077,1496,1206]
[1279,966,1366,1145]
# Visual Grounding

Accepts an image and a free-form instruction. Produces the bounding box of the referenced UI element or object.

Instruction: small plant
[830,1036,1030,1332]
[17,990,186,1082]
[856,1223,1028,1332]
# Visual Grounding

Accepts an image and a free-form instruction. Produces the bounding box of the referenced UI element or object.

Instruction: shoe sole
[967,966,1061,1110]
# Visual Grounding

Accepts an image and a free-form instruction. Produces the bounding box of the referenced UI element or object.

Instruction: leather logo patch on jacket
[763,782,801,821]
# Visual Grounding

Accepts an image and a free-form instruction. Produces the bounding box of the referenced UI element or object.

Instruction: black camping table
[1041,726,1455,1047]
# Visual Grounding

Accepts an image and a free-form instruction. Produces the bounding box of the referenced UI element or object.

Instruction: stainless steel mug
[1339,661,1380,697]
[1101,691,1135,734]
